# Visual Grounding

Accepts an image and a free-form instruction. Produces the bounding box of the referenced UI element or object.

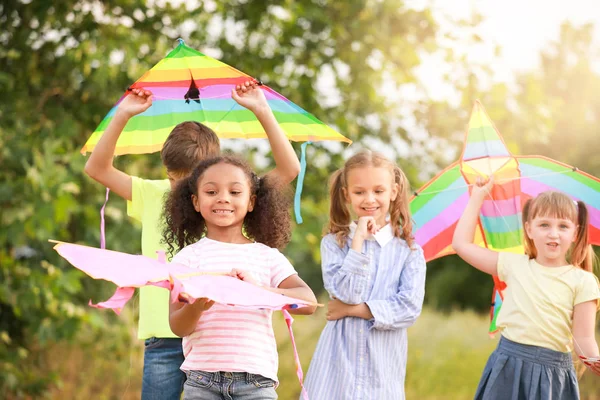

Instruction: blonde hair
[326,150,414,248]
[522,191,595,272]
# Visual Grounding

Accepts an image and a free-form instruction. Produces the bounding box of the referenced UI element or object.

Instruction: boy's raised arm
[232,81,300,186]
[84,89,153,200]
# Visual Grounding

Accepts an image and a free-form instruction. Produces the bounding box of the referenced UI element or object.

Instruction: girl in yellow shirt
[453,178,600,400]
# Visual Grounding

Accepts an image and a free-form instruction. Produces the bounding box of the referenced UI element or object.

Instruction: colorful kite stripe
[462,106,510,161]
[82,41,350,155]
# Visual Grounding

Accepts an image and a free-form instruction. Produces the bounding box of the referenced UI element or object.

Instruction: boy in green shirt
[84,81,300,400]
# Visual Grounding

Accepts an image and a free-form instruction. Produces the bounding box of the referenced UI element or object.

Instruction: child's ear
[248,194,256,212]
[390,182,399,202]
[524,221,532,239]
[192,194,201,212]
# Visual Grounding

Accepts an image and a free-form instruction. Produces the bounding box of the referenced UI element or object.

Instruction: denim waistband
[498,336,573,368]
[187,370,260,383]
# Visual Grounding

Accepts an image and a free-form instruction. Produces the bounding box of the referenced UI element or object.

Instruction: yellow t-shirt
[127,176,176,339]
[496,252,600,352]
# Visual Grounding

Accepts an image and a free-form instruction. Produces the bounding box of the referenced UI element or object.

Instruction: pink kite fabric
[53,241,313,311]
[53,241,313,398]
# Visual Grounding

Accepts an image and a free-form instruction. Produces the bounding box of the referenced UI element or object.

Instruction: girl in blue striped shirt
[304,150,427,400]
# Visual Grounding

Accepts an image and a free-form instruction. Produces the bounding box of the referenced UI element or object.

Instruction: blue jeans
[142,337,185,400]
[183,370,277,400]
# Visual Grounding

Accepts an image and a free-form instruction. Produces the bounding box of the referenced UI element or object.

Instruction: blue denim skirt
[475,336,579,400]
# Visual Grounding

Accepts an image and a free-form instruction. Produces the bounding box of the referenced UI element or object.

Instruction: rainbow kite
[410,101,600,334]
[81,39,350,155]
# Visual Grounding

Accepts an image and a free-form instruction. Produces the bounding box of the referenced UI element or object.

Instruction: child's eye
[375,190,384,194]
[354,191,364,195]
[540,223,549,227]
[231,191,241,195]
[206,190,217,195]
[560,224,568,229]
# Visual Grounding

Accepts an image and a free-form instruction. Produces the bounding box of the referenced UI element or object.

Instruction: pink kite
[52,240,315,398]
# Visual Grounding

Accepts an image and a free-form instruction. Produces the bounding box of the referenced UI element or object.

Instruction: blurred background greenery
[2,0,600,398]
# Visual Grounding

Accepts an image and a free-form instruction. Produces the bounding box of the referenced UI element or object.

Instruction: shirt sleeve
[574,271,600,307]
[127,176,144,222]
[365,245,426,331]
[321,234,371,305]
[270,249,297,288]
[171,247,193,268]
[497,252,526,282]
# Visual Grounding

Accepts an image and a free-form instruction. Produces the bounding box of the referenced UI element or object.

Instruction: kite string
[120,289,140,400]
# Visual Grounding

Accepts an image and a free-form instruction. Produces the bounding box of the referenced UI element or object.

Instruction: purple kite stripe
[590,208,600,228]
[142,84,287,101]
[520,178,553,197]
[415,192,469,245]
[481,196,521,218]
[521,178,600,228]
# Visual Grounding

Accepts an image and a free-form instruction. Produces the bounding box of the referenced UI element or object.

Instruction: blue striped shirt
[304,223,426,400]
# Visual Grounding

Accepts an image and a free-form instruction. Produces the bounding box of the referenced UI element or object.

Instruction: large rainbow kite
[81,39,350,155]
[410,101,600,334]
[82,39,349,223]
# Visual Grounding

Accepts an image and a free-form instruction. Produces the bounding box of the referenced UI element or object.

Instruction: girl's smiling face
[192,162,255,232]
[344,166,398,227]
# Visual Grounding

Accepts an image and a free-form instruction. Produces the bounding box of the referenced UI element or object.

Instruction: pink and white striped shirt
[171,237,297,383]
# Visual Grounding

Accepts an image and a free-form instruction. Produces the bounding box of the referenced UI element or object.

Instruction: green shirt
[127,176,176,339]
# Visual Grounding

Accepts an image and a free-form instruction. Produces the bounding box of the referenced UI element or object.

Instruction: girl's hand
[231,80,268,113]
[579,355,600,376]
[191,297,215,313]
[355,216,379,239]
[229,268,259,286]
[326,298,353,321]
[117,88,153,118]
[471,175,494,199]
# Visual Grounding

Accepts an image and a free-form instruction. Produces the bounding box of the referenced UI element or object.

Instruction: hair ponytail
[162,173,206,256]
[389,166,415,248]
[571,201,595,272]
[244,174,292,250]
[326,169,352,247]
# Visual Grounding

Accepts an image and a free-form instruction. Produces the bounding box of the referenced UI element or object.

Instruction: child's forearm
[169,304,205,337]
[84,110,133,200]
[254,106,300,185]
[270,286,318,315]
[452,192,486,250]
[85,110,129,175]
[574,336,600,358]
[349,303,374,320]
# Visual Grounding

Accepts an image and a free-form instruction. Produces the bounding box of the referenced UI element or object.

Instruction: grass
[43,306,600,399]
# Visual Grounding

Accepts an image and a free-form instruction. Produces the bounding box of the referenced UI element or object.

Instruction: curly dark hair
[162,155,292,255]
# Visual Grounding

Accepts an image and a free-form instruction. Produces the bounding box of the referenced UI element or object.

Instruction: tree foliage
[0,0,438,395]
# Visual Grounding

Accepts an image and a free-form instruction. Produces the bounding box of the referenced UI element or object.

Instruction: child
[162,155,317,400]
[452,178,600,399]
[84,81,300,400]
[303,150,427,400]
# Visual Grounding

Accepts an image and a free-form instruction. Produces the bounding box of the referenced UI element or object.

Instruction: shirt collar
[349,221,394,247]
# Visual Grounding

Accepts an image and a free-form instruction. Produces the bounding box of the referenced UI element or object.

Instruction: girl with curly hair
[162,155,317,400]
[303,150,426,400]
